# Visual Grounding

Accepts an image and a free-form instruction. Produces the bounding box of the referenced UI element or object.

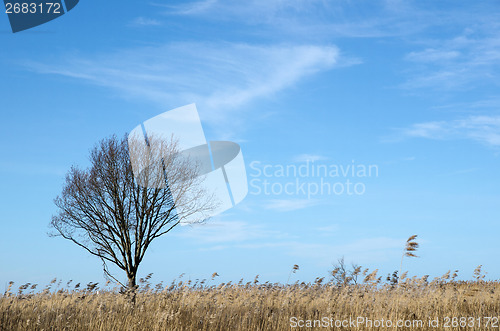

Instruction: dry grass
[1,271,499,330]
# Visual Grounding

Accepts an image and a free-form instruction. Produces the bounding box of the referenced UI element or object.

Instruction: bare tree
[50,134,215,295]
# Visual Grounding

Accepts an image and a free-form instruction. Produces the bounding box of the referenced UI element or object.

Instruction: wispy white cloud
[166,0,326,18]
[177,215,405,264]
[177,220,286,243]
[399,115,500,147]
[235,236,405,264]
[160,1,500,95]
[0,161,66,176]
[27,43,341,126]
[167,0,218,15]
[264,199,319,212]
[443,168,479,176]
[292,154,328,162]
[316,224,339,236]
[382,156,416,166]
[402,28,500,91]
[129,17,162,27]
[405,48,460,63]
[162,0,490,39]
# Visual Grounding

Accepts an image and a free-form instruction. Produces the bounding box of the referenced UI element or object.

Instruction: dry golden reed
[1,270,499,331]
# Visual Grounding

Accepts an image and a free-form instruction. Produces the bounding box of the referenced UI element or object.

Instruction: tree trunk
[126,273,137,305]
[127,274,136,290]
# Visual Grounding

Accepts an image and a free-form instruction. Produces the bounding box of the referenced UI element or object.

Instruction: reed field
[1,267,499,331]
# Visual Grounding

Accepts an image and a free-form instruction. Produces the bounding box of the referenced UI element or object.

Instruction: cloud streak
[27,42,341,124]
[402,27,500,91]
[129,17,162,27]
[264,199,319,212]
[399,115,500,147]
[176,220,287,243]
[162,0,492,39]
[210,236,405,265]
[292,154,329,163]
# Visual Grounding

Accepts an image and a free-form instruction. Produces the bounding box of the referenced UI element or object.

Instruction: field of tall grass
[2,267,499,330]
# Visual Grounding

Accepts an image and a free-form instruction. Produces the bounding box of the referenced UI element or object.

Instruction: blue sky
[1,0,500,288]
